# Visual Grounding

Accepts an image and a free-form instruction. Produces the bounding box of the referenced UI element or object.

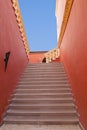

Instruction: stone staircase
[3,63,79,125]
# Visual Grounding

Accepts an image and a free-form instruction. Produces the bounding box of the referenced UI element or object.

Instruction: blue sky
[18,0,57,51]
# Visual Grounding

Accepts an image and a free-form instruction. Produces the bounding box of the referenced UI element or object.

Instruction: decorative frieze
[58,0,74,48]
[12,0,30,60]
[45,48,60,63]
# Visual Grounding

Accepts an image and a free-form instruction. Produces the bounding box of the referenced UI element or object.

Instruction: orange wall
[29,52,46,63]
[0,0,28,122]
[60,0,87,129]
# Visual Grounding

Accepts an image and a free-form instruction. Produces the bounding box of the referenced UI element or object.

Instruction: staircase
[3,62,79,125]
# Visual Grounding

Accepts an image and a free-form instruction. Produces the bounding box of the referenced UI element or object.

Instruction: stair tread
[15,91,71,93]
[15,90,71,93]
[22,74,67,75]
[12,97,73,100]
[19,81,68,82]
[4,115,79,121]
[7,109,77,113]
[25,69,65,71]
[12,96,73,101]
[23,73,66,74]
[17,84,70,86]
[16,88,71,90]
[22,77,67,81]
[24,71,66,73]
[14,93,72,95]
[9,103,75,107]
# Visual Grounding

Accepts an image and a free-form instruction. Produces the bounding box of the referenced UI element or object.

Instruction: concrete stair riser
[7,111,77,117]
[8,106,76,111]
[19,78,68,81]
[21,74,67,77]
[16,84,70,87]
[9,99,74,104]
[12,93,73,98]
[18,81,69,85]
[14,90,71,94]
[4,115,79,125]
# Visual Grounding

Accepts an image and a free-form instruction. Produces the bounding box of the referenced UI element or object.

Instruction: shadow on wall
[42,57,46,63]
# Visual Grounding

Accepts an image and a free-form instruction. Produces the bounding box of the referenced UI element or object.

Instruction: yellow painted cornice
[58,0,74,48]
[55,0,58,17]
[12,0,30,59]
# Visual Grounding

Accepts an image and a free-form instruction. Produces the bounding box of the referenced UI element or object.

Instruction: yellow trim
[55,0,58,17]
[12,0,30,59]
[58,0,74,48]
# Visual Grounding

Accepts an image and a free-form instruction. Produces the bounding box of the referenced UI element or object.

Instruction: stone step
[10,98,73,104]
[25,68,65,71]
[4,115,79,125]
[24,69,64,73]
[7,109,77,116]
[9,103,75,109]
[21,72,67,75]
[8,103,76,111]
[23,68,66,72]
[10,100,75,105]
[26,67,64,69]
[16,85,70,89]
[20,77,67,81]
[28,64,63,66]
[8,105,76,111]
[18,83,69,86]
[21,75,67,78]
[18,81,69,85]
[23,72,66,75]
[25,63,64,66]
[13,93,72,98]
[24,69,66,72]
[17,83,70,87]
[12,97,73,100]
[25,66,64,68]
[15,88,71,92]
[19,79,68,83]
[15,87,71,90]
[14,89,71,94]
[27,64,63,66]
[26,66,64,69]
[27,63,63,66]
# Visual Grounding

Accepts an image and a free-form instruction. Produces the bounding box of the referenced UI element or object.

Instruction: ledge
[12,0,30,60]
[58,0,74,48]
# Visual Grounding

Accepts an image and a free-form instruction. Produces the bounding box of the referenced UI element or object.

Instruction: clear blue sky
[18,0,57,51]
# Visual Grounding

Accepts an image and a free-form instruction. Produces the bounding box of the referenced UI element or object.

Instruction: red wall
[0,0,28,122]
[52,58,60,62]
[60,0,87,129]
[29,52,46,63]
